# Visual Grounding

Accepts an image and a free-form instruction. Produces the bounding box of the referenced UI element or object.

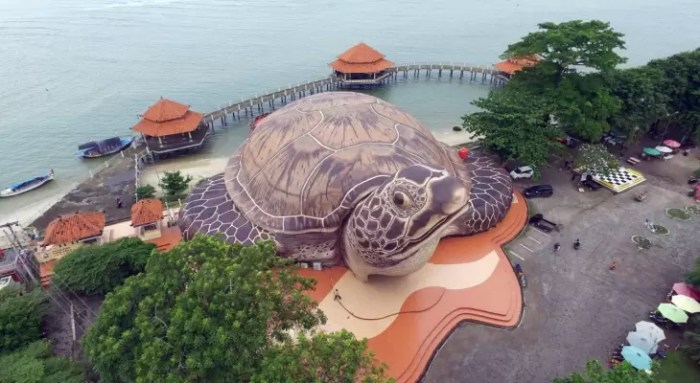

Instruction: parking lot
[424,160,700,382]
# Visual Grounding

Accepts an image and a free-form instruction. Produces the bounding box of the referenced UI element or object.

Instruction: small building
[131,199,164,240]
[132,98,209,157]
[0,247,31,284]
[36,211,106,287]
[330,43,394,88]
[493,55,541,82]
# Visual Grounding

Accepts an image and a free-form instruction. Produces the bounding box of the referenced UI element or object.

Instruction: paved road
[424,163,699,383]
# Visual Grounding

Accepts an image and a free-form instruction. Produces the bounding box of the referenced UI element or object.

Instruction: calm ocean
[0,0,698,224]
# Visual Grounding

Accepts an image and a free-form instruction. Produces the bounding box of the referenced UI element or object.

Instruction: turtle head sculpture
[179,92,513,282]
[342,164,468,281]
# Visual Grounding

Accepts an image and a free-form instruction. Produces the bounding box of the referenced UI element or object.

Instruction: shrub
[0,289,46,353]
[52,237,155,295]
[0,340,84,383]
[136,184,156,200]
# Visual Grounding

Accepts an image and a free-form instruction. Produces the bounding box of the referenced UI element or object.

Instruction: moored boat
[76,136,135,159]
[0,170,55,198]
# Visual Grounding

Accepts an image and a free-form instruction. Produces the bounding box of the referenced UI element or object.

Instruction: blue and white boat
[76,136,135,159]
[0,170,55,197]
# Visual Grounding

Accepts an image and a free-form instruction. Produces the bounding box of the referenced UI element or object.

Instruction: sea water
[0,0,698,224]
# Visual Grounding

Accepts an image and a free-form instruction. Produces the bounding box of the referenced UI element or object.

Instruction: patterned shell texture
[223,92,462,234]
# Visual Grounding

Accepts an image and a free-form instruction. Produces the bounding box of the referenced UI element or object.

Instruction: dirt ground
[423,147,700,383]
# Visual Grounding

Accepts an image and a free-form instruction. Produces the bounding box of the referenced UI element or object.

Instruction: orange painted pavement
[299,191,526,383]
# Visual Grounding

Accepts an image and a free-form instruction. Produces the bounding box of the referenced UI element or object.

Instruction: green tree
[136,184,156,200]
[687,258,700,287]
[505,20,626,82]
[608,67,669,140]
[574,144,619,175]
[84,236,389,383]
[158,171,192,200]
[463,83,562,171]
[252,330,391,383]
[646,50,700,141]
[554,360,661,383]
[0,340,85,383]
[53,237,155,295]
[0,289,46,353]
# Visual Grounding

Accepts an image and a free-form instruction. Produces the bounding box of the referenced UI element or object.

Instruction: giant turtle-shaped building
[179,92,512,280]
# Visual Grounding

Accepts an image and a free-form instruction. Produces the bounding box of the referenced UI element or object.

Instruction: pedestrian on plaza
[116,197,123,209]
[608,261,617,271]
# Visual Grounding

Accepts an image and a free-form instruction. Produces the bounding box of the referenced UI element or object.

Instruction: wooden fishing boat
[0,170,55,197]
[76,136,135,159]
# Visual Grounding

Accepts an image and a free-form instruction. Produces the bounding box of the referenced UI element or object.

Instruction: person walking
[553,242,561,253]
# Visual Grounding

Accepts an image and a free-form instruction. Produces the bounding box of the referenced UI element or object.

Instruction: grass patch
[666,208,692,220]
[656,351,700,383]
[686,205,700,215]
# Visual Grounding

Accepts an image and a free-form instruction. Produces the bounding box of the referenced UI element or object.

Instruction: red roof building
[42,212,105,246]
[132,99,209,155]
[330,43,394,87]
[493,55,541,80]
[131,199,164,240]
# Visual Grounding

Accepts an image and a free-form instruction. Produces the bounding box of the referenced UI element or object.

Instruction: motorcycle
[573,240,581,250]
[514,263,527,288]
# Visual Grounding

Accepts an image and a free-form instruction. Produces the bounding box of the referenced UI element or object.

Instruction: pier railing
[203,62,503,129]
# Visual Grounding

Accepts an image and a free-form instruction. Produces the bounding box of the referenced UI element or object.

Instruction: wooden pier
[203,63,502,128]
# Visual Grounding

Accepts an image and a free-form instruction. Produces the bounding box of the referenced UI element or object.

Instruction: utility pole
[70,303,77,360]
[1,221,38,285]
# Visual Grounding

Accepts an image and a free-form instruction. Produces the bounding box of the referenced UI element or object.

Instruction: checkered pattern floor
[592,167,646,193]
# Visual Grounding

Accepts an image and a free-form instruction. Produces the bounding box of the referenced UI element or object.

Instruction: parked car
[528,213,559,233]
[524,184,553,198]
[510,166,534,180]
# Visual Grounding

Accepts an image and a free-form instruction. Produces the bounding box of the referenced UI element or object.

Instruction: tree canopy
[0,340,84,383]
[504,20,626,79]
[462,83,561,170]
[608,67,669,139]
[53,237,155,296]
[553,360,660,383]
[83,236,390,383]
[0,288,46,353]
[687,258,700,288]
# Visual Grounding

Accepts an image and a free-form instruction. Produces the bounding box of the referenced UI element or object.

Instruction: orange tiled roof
[494,55,542,75]
[338,42,386,63]
[331,59,394,74]
[131,199,163,227]
[142,99,189,122]
[132,99,203,137]
[43,212,105,246]
[331,43,395,74]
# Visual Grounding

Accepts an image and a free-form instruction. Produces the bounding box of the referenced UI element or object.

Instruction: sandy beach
[139,156,229,196]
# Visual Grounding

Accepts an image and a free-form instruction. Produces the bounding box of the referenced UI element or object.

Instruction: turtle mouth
[391,204,469,263]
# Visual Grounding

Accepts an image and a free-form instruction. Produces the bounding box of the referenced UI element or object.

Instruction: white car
[510,166,534,180]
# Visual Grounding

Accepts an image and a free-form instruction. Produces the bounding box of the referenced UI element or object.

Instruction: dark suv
[524,184,553,198]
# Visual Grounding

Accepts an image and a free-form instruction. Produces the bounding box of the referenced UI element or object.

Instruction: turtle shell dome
[223,91,458,233]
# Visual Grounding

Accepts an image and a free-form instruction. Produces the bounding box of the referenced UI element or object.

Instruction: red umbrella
[663,139,681,149]
[672,282,700,300]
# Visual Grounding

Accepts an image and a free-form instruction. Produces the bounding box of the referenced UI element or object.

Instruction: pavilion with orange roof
[493,55,541,81]
[330,43,395,87]
[132,98,210,156]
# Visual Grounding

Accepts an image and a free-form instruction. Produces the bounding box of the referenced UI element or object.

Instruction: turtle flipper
[460,154,513,235]
[179,174,274,246]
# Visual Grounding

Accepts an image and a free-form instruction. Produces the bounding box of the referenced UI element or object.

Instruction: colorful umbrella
[671,294,700,313]
[635,321,666,342]
[622,346,653,370]
[655,145,673,154]
[643,147,662,156]
[672,282,700,300]
[657,303,689,323]
[626,331,659,354]
[663,139,681,148]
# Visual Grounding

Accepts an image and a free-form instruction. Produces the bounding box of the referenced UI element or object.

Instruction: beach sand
[139,156,229,196]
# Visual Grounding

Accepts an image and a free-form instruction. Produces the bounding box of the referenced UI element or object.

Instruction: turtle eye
[393,192,408,207]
